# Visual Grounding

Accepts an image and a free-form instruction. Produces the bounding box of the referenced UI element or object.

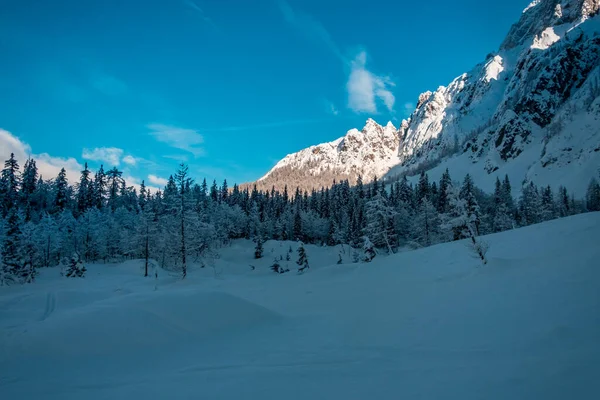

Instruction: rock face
[255,0,600,195]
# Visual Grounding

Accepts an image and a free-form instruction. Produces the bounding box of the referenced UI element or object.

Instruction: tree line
[1,152,599,285]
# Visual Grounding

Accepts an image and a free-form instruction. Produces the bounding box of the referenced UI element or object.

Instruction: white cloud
[0,128,82,183]
[122,155,137,166]
[82,147,124,166]
[347,51,395,114]
[148,174,169,187]
[147,123,205,157]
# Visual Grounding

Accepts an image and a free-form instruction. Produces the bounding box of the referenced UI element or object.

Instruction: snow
[483,55,505,82]
[2,214,600,399]
[523,0,542,14]
[531,27,561,49]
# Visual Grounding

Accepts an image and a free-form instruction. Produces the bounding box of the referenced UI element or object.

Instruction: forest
[1,152,600,285]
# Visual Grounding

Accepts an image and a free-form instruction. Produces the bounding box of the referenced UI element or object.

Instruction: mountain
[255,119,401,191]
[254,0,600,195]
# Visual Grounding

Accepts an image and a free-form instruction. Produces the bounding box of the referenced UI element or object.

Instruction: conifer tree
[413,198,440,247]
[1,153,21,217]
[93,165,106,209]
[21,158,38,220]
[437,168,452,213]
[1,208,24,284]
[586,178,600,211]
[296,241,309,272]
[174,164,193,279]
[363,236,376,262]
[77,163,92,214]
[53,168,69,213]
[254,235,264,259]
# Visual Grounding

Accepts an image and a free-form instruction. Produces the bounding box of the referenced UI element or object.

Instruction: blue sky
[0,0,529,189]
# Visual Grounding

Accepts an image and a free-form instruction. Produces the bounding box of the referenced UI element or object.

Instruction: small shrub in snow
[297,242,309,273]
[65,253,87,278]
[254,236,264,259]
[337,253,343,264]
[363,237,376,262]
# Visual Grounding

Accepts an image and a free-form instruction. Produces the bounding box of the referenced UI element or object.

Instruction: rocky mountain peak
[502,0,599,50]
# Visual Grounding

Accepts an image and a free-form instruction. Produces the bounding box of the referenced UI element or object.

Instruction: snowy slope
[257,0,600,195]
[1,213,600,399]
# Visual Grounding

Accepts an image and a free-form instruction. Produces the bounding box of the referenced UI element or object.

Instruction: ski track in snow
[39,292,56,321]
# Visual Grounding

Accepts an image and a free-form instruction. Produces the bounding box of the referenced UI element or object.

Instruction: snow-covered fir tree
[64,252,87,278]
[363,236,376,262]
[296,242,309,273]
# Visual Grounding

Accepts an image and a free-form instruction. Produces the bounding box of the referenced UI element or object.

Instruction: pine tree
[416,171,430,203]
[139,180,148,211]
[540,185,556,221]
[53,168,69,213]
[293,207,302,241]
[460,174,481,235]
[412,198,440,247]
[437,168,452,213]
[586,178,600,211]
[519,181,542,226]
[21,158,38,220]
[93,165,106,209]
[296,242,309,272]
[557,186,570,217]
[254,235,264,259]
[1,153,21,217]
[174,164,193,279]
[364,193,397,253]
[443,186,488,265]
[1,208,24,284]
[221,179,229,204]
[106,167,123,211]
[77,163,92,214]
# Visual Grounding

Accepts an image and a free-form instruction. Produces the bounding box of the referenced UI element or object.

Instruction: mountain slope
[255,0,600,195]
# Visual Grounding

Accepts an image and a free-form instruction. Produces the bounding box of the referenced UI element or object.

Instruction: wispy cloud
[82,147,124,166]
[147,123,205,157]
[403,102,415,116]
[323,99,339,116]
[277,0,345,63]
[277,1,395,115]
[347,51,395,114]
[148,174,169,187]
[183,0,217,29]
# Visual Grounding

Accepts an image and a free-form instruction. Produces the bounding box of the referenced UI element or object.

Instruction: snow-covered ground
[1,213,600,399]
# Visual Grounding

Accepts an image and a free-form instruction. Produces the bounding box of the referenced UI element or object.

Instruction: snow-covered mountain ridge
[256,0,600,195]
[257,119,401,189]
